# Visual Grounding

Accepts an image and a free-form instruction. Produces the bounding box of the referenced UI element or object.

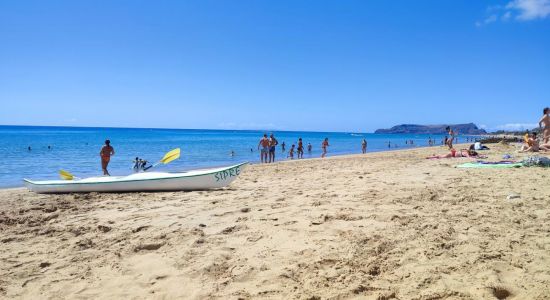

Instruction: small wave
[350,133,363,137]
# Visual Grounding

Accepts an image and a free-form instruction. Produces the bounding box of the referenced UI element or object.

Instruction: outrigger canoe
[24,162,247,194]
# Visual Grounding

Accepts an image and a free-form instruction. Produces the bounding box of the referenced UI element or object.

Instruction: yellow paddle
[160,148,181,165]
[144,148,181,170]
[59,169,75,180]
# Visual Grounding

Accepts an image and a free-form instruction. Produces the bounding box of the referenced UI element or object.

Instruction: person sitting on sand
[321,138,329,158]
[100,140,115,176]
[427,148,480,159]
[520,132,540,152]
[539,107,550,144]
[288,144,295,159]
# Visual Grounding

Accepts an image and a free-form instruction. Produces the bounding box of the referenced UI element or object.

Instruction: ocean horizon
[0,125,480,188]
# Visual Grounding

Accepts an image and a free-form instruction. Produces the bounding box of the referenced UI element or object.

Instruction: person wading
[100,139,115,175]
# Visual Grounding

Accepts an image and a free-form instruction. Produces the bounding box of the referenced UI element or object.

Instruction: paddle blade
[160,148,180,164]
[59,170,74,180]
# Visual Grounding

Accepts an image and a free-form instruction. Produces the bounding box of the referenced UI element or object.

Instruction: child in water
[288,144,295,159]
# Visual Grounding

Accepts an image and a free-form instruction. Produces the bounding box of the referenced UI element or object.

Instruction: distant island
[374,123,486,134]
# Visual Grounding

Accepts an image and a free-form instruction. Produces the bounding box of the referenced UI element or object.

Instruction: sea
[0,125,479,188]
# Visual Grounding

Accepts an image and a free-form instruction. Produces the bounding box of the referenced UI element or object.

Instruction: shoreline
[2,143,475,189]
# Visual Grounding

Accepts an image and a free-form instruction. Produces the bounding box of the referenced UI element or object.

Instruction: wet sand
[1,143,550,299]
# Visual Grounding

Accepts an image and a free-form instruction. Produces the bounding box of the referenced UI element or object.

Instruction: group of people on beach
[520,108,550,152]
[257,133,279,163]
[98,108,550,173]
[257,134,332,162]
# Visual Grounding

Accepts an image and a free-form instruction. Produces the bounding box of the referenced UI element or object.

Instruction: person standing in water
[297,138,304,159]
[100,139,115,176]
[361,139,367,154]
[321,138,329,158]
[307,142,312,153]
[268,133,278,163]
[539,107,550,144]
[281,141,286,152]
[258,134,270,163]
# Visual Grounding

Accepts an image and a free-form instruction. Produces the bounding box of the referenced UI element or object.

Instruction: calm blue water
[0,126,478,187]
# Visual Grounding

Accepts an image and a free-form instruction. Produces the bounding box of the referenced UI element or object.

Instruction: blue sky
[1,0,549,132]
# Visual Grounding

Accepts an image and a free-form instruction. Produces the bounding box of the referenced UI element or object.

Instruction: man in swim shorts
[100,139,115,175]
[258,134,270,163]
[269,133,278,163]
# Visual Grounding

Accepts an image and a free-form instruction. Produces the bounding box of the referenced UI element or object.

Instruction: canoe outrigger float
[24,162,247,194]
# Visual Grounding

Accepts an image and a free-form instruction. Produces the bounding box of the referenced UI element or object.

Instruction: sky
[0,0,549,133]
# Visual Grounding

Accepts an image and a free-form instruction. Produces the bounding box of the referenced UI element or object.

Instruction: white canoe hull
[24,163,247,194]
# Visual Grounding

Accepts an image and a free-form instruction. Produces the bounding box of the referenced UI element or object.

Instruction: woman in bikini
[100,140,115,175]
[520,132,540,152]
[321,138,329,158]
[427,148,479,159]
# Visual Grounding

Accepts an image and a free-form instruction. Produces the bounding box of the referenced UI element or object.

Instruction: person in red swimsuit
[100,139,115,176]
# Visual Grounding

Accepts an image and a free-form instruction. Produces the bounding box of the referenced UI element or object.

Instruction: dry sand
[1,143,550,299]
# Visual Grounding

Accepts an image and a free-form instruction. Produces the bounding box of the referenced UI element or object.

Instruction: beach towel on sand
[456,162,523,168]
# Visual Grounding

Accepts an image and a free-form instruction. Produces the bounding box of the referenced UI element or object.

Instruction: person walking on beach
[321,138,329,158]
[539,107,550,144]
[297,138,304,159]
[361,139,367,154]
[100,139,115,176]
[268,133,278,163]
[258,134,270,163]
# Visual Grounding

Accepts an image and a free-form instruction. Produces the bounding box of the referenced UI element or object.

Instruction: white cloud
[478,0,550,26]
[494,123,538,131]
[506,0,550,20]
[476,14,498,26]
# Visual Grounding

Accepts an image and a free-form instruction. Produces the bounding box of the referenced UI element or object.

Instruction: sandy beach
[1,143,550,299]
